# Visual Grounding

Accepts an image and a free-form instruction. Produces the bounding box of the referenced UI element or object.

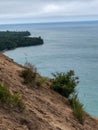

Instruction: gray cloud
[0,0,98,24]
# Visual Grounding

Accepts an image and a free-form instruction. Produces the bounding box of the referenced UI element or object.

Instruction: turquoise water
[1,21,98,116]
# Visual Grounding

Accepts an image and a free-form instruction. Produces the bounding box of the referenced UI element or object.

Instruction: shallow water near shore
[2,21,98,116]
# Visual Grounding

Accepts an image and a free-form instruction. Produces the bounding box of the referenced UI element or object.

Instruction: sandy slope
[0,53,98,130]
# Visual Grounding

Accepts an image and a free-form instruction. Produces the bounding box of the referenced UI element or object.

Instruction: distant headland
[0,31,44,51]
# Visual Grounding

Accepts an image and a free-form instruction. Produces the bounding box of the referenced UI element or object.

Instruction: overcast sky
[0,0,98,24]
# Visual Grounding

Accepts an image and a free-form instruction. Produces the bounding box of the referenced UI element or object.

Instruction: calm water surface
[1,21,98,116]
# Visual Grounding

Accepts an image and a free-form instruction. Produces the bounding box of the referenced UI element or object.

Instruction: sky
[0,0,98,24]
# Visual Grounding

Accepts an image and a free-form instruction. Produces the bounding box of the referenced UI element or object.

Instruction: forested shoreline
[0,31,43,51]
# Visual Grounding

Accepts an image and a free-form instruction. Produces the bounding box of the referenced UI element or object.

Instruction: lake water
[1,21,98,116]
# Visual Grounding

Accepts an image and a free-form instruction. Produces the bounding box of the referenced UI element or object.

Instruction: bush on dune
[51,70,79,98]
[0,83,25,111]
[51,70,85,123]
[21,62,37,88]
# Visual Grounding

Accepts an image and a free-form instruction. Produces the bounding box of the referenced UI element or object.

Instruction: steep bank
[0,53,98,130]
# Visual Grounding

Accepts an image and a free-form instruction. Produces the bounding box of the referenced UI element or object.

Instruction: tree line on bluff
[0,31,43,51]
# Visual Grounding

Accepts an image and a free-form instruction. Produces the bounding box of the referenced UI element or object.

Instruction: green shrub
[37,77,47,86]
[69,94,85,124]
[51,70,79,98]
[51,70,85,123]
[21,62,37,87]
[0,83,25,111]
[0,83,11,104]
[11,93,25,111]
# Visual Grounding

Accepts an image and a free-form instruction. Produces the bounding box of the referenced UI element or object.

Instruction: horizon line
[0,19,98,25]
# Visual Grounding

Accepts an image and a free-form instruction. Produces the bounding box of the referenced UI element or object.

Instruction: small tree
[51,70,79,98]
